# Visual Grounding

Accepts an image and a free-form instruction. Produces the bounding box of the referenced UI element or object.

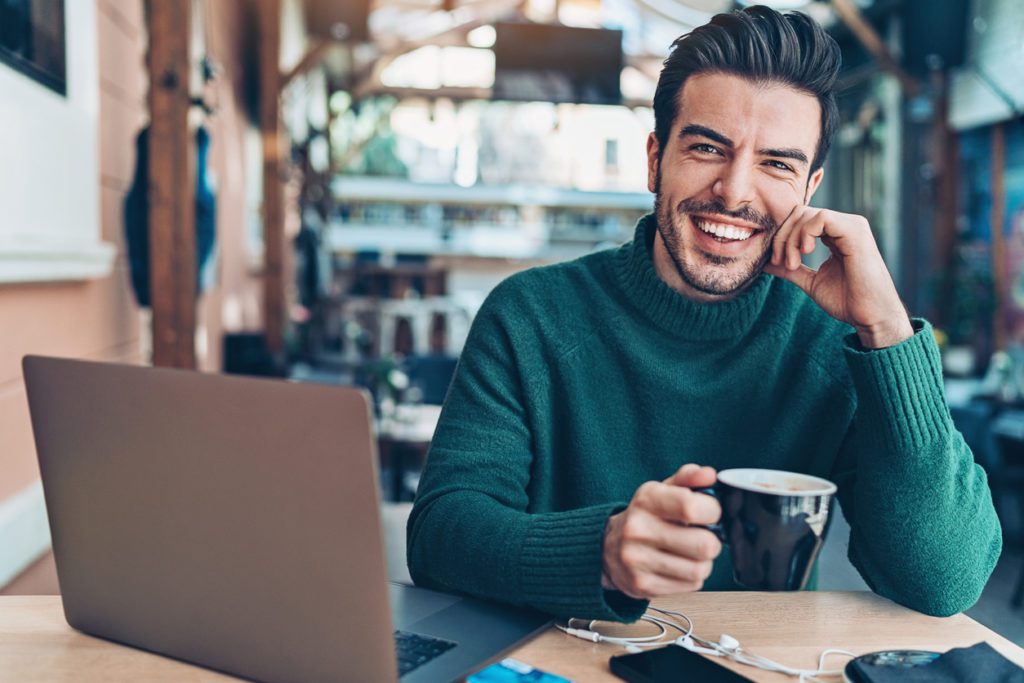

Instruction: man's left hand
[763,206,914,349]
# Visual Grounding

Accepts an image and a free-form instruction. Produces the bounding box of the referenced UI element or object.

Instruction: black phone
[610,645,754,682]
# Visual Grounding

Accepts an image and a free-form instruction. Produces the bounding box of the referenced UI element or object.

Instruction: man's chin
[678,262,764,300]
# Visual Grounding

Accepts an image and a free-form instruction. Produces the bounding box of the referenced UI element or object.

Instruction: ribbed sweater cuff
[843,319,951,452]
[519,503,648,622]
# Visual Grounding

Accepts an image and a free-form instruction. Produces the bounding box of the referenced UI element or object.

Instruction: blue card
[467,658,575,683]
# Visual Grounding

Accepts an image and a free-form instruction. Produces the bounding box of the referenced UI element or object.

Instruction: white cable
[646,606,694,637]
[558,607,856,680]
[555,615,668,646]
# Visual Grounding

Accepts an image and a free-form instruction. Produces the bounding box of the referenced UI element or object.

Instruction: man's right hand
[601,464,723,599]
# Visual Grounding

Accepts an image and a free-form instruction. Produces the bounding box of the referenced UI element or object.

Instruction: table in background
[2,592,1022,682]
[377,403,441,501]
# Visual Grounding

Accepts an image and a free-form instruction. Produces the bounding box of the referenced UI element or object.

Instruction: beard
[653,170,779,299]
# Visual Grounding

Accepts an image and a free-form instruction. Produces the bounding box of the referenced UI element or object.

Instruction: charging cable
[555,609,694,653]
[558,606,855,681]
[677,632,855,682]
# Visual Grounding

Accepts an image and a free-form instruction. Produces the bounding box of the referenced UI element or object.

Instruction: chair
[988,410,1024,608]
[403,354,458,405]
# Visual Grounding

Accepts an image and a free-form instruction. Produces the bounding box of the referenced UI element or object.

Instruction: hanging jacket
[124,125,216,307]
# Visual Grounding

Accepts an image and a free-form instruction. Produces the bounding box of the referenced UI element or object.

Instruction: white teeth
[696,219,754,241]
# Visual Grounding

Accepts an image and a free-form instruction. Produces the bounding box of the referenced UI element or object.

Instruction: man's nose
[711,162,756,212]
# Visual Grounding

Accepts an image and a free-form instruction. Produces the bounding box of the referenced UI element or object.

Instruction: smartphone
[610,645,754,683]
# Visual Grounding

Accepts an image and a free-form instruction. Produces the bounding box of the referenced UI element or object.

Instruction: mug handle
[692,485,726,543]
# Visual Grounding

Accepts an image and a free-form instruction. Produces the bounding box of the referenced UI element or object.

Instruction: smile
[693,217,759,242]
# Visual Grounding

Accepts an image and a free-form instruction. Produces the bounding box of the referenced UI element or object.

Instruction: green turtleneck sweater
[407,216,1001,621]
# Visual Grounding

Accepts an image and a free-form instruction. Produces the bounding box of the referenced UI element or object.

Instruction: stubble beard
[653,169,778,299]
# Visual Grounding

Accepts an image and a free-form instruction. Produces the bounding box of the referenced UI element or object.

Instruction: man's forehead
[674,72,821,155]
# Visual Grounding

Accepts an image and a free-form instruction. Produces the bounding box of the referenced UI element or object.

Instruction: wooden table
[515,591,1024,681]
[1,592,1021,682]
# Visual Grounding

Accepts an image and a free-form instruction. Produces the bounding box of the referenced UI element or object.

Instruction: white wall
[0,0,113,283]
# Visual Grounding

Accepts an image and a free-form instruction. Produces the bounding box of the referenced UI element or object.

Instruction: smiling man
[407,6,1001,621]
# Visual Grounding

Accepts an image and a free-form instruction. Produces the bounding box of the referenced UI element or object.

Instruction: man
[407,6,1001,621]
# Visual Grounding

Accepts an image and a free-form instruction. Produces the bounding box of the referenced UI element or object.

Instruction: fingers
[763,262,817,293]
[643,547,716,584]
[770,204,803,268]
[772,208,875,272]
[634,480,721,526]
[614,546,713,597]
[605,512,719,598]
[602,467,726,599]
[617,500,723,560]
[652,522,723,562]
[772,206,826,271]
[664,463,716,488]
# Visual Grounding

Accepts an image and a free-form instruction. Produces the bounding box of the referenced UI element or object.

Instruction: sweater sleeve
[406,282,648,621]
[830,319,1001,616]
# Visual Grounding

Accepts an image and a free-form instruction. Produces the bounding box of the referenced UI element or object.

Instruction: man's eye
[765,160,794,172]
[691,144,720,155]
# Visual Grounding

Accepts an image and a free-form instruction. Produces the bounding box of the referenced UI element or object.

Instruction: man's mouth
[692,216,761,243]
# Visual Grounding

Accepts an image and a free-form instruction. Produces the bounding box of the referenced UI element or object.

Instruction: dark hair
[652,5,841,174]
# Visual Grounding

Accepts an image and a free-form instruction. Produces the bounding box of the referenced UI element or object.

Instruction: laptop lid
[23,355,399,683]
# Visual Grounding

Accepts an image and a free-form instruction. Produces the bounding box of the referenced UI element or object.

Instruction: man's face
[647,72,825,301]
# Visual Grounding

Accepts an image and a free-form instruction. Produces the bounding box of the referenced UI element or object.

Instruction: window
[0,0,66,95]
[605,139,619,168]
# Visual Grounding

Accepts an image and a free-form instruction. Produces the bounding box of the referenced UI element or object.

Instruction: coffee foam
[750,479,820,493]
[718,468,837,496]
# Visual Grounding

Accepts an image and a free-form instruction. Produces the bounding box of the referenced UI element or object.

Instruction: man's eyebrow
[680,124,810,167]
[759,147,809,166]
[679,124,733,148]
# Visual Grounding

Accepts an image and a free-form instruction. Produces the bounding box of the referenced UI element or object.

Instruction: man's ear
[804,167,824,204]
[646,132,660,194]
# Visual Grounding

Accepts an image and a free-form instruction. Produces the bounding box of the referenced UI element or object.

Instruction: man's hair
[652,5,841,174]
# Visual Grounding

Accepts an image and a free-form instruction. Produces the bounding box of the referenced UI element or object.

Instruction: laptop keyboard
[394,630,458,676]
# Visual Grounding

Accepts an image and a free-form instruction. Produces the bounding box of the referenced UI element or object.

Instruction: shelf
[332,175,653,210]
[327,222,551,259]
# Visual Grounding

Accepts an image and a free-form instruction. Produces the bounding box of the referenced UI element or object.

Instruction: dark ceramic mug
[696,468,837,591]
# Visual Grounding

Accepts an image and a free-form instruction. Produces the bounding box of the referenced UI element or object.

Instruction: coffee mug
[696,468,837,591]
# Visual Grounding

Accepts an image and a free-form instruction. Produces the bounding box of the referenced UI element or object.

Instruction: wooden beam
[831,0,920,97]
[147,0,196,369]
[992,123,1007,351]
[349,0,520,100]
[259,0,286,356]
[280,37,333,90]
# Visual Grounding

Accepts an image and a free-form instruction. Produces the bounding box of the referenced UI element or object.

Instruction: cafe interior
[2,0,1024,680]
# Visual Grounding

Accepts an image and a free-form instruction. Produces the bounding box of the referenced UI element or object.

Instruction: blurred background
[2,0,1024,642]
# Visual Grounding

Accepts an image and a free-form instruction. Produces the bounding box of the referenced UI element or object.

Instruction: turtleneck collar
[610,213,775,341]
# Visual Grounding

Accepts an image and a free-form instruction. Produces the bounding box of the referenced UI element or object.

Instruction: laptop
[22,355,552,683]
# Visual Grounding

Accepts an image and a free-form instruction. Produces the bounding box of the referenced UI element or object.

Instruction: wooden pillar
[934,72,959,283]
[147,1,197,369]
[992,123,1007,351]
[259,0,285,355]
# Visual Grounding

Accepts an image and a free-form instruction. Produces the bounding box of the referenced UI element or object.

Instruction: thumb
[665,464,717,488]
[764,262,816,293]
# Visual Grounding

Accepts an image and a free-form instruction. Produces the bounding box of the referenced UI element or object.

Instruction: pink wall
[0,1,147,502]
[0,0,266,544]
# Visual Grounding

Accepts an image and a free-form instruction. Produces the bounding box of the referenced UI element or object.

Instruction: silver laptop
[22,355,551,683]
